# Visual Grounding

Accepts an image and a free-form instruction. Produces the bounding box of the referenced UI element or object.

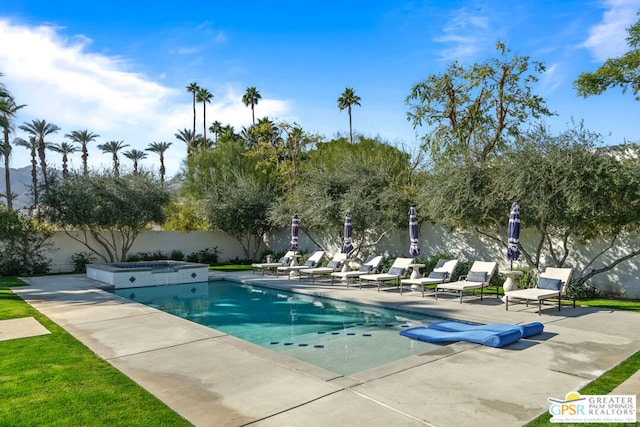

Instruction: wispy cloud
[0,19,180,131]
[538,63,563,95]
[0,19,288,177]
[583,0,640,61]
[434,7,492,61]
[171,46,202,55]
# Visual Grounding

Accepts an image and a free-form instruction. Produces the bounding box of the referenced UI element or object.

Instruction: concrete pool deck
[12,272,640,427]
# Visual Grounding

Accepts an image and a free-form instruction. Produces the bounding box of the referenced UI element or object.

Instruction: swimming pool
[111,280,443,375]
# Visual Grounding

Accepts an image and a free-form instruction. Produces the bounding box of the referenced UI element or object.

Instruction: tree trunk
[3,128,12,210]
[37,137,48,184]
[82,145,88,175]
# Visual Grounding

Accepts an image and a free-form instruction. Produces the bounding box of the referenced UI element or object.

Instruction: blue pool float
[428,321,544,338]
[400,327,523,348]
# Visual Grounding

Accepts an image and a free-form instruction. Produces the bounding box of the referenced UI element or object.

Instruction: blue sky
[1,0,639,177]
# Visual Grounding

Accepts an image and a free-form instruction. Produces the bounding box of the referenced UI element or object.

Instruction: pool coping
[12,272,640,426]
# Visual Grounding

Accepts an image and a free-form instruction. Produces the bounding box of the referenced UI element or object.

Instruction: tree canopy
[40,172,170,262]
[419,122,640,286]
[575,13,640,100]
[406,42,553,164]
[271,136,415,256]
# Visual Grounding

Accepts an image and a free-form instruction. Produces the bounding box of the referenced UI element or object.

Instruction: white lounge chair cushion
[504,288,561,301]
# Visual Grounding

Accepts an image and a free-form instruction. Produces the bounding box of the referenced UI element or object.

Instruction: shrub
[567,281,600,300]
[186,246,221,265]
[71,251,97,273]
[452,261,472,281]
[227,256,253,264]
[0,206,53,276]
[146,250,168,260]
[127,250,168,261]
[0,257,50,276]
[512,267,536,288]
[169,249,185,261]
[126,253,142,262]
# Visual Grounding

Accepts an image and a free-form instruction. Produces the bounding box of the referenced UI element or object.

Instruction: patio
[12,272,640,426]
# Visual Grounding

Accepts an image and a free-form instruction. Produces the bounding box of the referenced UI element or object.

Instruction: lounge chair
[358,257,415,292]
[251,251,296,275]
[400,259,459,297]
[504,267,574,315]
[330,255,384,286]
[299,253,348,283]
[435,261,498,303]
[277,250,325,278]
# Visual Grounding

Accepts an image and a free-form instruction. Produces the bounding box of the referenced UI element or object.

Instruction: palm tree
[209,120,222,144]
[196,87,213,147]
[175,128,199,158]
[98,140,129,177]
[123,148,147,174]
[146,141,172,189]
[240,125,257,147]
[0,143,13,206]
[186,82,199,146]
[337,87,361,144]
[49,142,79,179]
[255,117,282,162]
[242,87,262,125]
[0,94,26,210]
[18,119,61,184]
[0,73,7,98]
[222,124,235,138]
[65,129,100,175]
[14,136,38,210]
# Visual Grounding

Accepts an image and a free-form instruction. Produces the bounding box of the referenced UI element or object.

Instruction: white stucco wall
[48,230,246,272]
[46,224,640,299]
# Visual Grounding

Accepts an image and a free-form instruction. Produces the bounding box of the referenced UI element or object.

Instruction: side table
[499,269,523,293]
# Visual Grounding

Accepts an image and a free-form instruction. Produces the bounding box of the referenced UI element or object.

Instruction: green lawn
[0,277,192,427]
[525,349,640,426]
[577,298,640,312]
[2,272,639,426]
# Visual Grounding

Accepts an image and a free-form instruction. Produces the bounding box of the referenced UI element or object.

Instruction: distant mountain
[0,166,183,211]
[0,166,35,211]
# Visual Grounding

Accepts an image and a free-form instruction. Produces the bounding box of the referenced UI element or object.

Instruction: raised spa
[86,260,209,288]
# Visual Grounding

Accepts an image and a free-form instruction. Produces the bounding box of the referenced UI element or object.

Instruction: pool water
[111,280,443,375]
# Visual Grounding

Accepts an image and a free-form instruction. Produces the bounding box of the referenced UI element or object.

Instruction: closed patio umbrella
[342,211,354,254]
[409,207,420,257]
[290,212,299,251]
[507,202,521,270]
